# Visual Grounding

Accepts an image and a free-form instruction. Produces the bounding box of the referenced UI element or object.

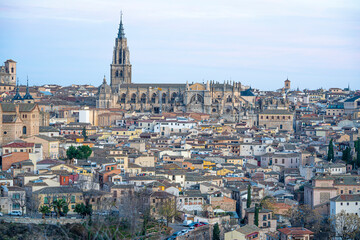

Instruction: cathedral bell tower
[110,13,132,89]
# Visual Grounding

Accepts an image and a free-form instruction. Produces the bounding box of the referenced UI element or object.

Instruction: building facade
[0,59,16,85]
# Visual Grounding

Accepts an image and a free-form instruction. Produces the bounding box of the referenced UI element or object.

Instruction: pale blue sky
[0,0,359,90]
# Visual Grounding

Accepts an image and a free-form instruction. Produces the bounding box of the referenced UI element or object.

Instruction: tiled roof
[33,186,82,194]
[278,227,313,235]
[0,103,37,112]
[330,194,360,202]
[236,224,260,235]
[2,115,17,123]
[3,142,35,148]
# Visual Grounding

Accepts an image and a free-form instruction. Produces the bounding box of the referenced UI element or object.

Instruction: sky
[0,0,359,90]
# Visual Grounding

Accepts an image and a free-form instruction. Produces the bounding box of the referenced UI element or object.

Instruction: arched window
[120,94,126,103]
[162,93,167,103]
[226,95,232,103]
[115,70,119,77]
[141,93,147,103]
[120,70,123,77]
[23,126,27,135]
[130,93,136,103]
[171,93,177,103]
[151,93,157,103]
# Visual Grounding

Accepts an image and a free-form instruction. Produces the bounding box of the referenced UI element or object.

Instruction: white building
[154,118,196,137]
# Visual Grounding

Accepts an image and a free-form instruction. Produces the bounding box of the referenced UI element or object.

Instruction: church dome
[98,76,111,95]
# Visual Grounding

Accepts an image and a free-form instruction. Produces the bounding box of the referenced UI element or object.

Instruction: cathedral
[97,16,256,116]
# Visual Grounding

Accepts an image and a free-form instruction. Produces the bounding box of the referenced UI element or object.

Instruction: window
[13,193,20,199]
[22,126,27,135]
[71,196,76,203]
[44,197,49,204]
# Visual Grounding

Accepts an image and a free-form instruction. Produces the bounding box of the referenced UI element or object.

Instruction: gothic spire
[12,78,23,101]
[117,11,126,39]
[23,75,33,100]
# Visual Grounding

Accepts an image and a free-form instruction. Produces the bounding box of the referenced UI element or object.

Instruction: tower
[284,78,291,90]
[110,13,132,89]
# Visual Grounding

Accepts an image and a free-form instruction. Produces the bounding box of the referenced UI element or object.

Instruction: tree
[159,199,178,227]
[39,205,51,219]
[306,146,317,156]
[74,203,92,218]
[66,145,92,161]
[285,204,329,238]
[11,192,27,215]
[82,127,88,141]
[342,146,352,164]
[53,199,67,218]
[327,139,334,161]
[66,146,78,160]
[260,196,275,214]
[213,223,220,240]
[354,138,360,167]
[332,210,360,239]
[246,184,252,208]
[254,204,259,226]
[77,145,92,160]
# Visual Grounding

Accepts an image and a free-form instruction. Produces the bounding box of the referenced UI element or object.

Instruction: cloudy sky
[1,0,359,90]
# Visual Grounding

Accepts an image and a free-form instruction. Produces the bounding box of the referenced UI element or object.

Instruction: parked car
[181,229,189,234]
[0,212,3,217]
[189,226,195,231]
[9,210,22,216]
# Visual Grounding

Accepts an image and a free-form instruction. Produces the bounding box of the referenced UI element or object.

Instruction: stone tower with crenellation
[110,13,132,90]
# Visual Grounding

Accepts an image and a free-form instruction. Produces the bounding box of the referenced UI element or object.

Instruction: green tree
[39,205,51,219]
[254,204,259,226]
[77,145,92,160]
[53,199,67,218]
[74,203,92,218]
[62,205,69,216]
[66,146,78,160]
[354,138,360,167]
[327,139,334,161]
[82,127,88,141]
[342,146,352,164]
[213,223,221,240]
[246,184,252,208]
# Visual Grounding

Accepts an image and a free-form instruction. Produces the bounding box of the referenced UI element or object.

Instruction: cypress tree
[213,223,220,240]
[355,138,360,167]
[342,146,352,164]
[254,204,259,226]
[246,184,252,209]
[327,139,334,161]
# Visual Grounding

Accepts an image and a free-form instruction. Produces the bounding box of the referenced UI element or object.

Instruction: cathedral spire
[12,78,23,101]
[117,11,125,39]
[23,75,33,100]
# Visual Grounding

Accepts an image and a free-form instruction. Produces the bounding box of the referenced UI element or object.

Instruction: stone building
[0,85,40,145]
[0,59,16,85]
[258,109,294,131]
[97,15,256,116]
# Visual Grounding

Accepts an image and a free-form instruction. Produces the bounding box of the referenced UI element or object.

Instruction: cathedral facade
[97,16,256,115]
